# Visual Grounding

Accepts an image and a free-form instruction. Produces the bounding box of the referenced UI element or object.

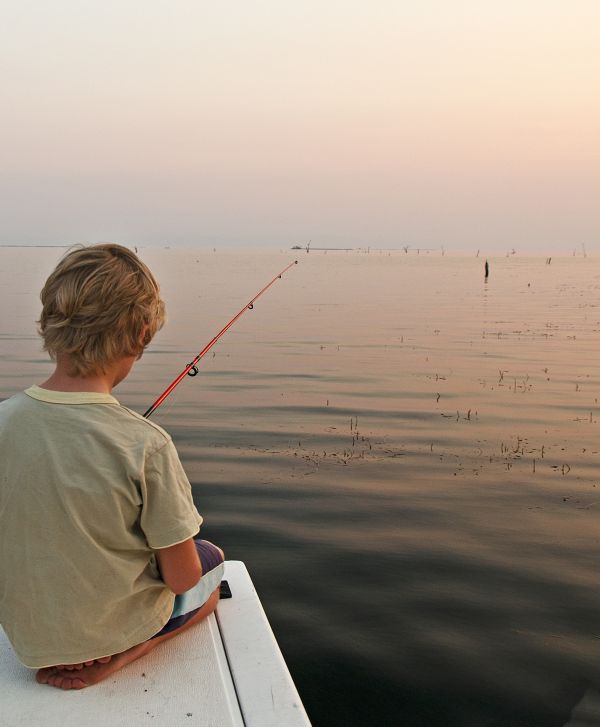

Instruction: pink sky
[1,1,599,252]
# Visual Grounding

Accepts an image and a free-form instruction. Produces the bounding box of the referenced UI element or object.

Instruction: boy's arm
[155,538,203,595]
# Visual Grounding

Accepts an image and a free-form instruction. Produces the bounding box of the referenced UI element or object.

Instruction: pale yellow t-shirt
[0,386,203,668]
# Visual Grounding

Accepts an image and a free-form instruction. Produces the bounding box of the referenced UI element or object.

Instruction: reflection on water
[565,689,600,726]
[3,247,600,725]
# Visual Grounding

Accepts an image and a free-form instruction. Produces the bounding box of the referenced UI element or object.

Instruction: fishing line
[143,260,298,418]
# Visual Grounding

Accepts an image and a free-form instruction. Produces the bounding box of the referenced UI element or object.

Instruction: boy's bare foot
[35,587,220,690]
[36,642,153,690]
[36,656,113,686]
[54,656,112,671]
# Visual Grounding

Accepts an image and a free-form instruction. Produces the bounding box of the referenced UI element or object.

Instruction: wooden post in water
[484,260,489,280]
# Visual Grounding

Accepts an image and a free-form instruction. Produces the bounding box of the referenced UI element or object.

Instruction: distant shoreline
[0,244,596,258]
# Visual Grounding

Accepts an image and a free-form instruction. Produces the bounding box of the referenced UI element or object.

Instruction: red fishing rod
[143,260,298,418]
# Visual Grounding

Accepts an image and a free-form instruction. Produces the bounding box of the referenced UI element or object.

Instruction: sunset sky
[1,1,599,252]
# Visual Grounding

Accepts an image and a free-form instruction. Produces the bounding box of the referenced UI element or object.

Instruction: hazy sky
[1,1,599,252]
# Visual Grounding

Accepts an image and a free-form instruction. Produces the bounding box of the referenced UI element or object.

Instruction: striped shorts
[151,539,225,638]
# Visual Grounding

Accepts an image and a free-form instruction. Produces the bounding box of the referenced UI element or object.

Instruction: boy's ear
[140,325,151,347]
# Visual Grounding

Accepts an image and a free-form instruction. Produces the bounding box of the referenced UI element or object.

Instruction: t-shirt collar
[24,385,119,406]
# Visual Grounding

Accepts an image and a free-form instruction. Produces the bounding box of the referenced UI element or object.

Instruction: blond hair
[38,244,165,377]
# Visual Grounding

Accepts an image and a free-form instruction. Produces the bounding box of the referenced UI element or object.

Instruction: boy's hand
[155,538,202,594]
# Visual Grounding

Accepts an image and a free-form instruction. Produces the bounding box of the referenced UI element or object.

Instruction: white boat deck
[0,561,311,726]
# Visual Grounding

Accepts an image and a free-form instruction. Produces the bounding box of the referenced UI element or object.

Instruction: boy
[0,243,224,690]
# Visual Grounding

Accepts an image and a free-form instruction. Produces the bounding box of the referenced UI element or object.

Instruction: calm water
[3,247,600,726]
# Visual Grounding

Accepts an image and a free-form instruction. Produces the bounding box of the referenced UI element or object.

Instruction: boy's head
[39,244,165,377]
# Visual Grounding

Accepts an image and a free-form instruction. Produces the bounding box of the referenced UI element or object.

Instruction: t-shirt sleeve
[139,439,203,549]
